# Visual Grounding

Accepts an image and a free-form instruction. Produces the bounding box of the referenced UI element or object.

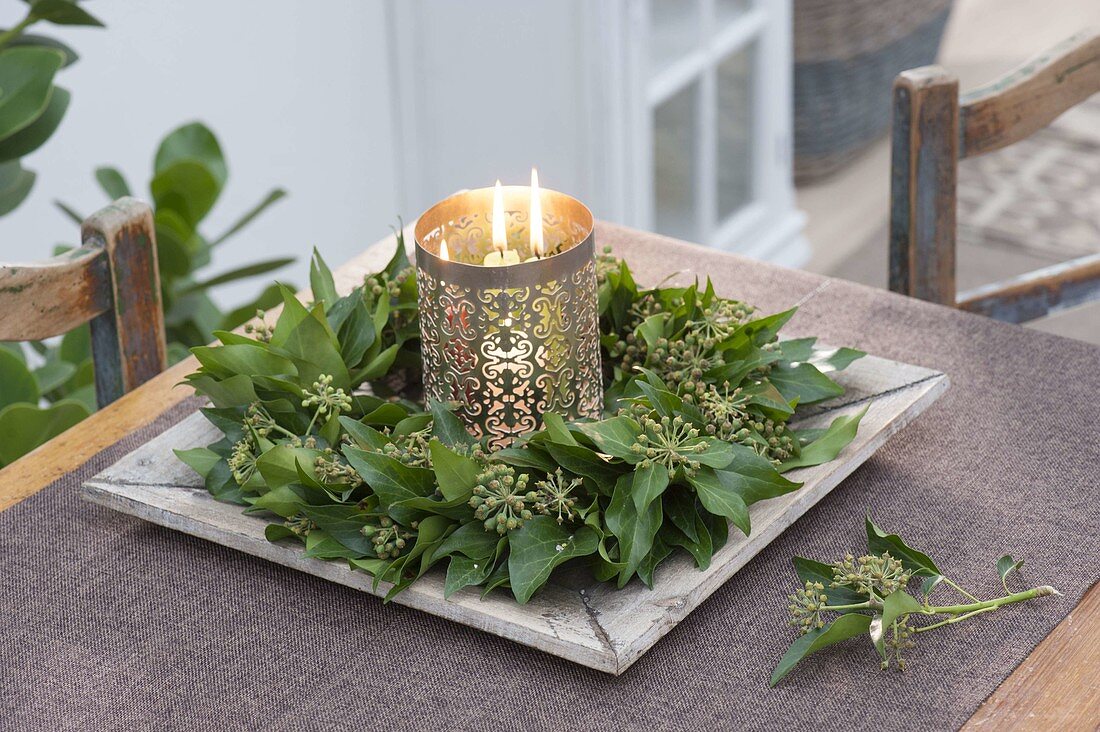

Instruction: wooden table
[1,228,1096,729]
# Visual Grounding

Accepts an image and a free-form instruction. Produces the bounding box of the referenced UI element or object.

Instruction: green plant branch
[0,13,36,49]
[923,585,1060,618]
[913,605,998,633]
[942,576,981,602]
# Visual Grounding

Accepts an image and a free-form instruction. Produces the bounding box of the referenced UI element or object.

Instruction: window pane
[715,0,752,26]
[653,80,699,241]
[716,43,755,220]
[650,0,699,73]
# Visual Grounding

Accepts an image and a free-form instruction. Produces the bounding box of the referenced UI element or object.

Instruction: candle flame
[492,179,506,254]
[439,238,449,261]
[530,168,544,257]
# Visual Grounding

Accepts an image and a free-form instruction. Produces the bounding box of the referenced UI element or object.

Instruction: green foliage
[1,121,290,466]
[772,518,1060,685]
[0,0,103,213]
[180,250,868,604]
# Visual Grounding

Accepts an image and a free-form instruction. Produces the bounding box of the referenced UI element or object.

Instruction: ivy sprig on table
[176,240,868,604]
[771,518,1060,685]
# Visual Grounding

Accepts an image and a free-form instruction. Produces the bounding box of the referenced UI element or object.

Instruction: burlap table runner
[2,226,1097,731]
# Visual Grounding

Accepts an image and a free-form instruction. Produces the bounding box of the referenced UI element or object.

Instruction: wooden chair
[889,30,1100,322]
[0,197,167,407]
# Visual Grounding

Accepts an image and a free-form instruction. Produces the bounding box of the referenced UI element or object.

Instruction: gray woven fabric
[2,224,1098,731]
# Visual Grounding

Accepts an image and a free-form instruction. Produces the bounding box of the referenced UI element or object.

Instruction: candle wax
[483,249,521,266]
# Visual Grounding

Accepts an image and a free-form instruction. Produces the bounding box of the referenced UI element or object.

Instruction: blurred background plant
[0,2,293,468]
[0,0,103,215]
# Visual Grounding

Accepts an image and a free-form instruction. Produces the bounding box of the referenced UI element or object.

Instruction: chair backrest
[0,197,167,407]
[888,29,1100,323]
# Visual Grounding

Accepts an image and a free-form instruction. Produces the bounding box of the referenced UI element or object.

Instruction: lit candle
[482,180,521,266]
[439,238,450,261]
[524,168,544,262]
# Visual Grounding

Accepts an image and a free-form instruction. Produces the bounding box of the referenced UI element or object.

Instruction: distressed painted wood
[888,66,959,306]
[960,30,1100,158]
[82,353,948,674]
[82,198,168,407]
[889,31,1100,321]
[0,246,111,339]
[957,252,1100,323]
[0,197,167,408]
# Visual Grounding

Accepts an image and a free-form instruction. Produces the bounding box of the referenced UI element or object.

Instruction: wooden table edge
[0,225,1095,728]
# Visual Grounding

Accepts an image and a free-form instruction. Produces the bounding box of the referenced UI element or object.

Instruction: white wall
[388,0,605,220]
[0,0,399,307]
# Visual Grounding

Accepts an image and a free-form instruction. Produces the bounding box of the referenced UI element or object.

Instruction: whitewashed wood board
[82,352,947,675]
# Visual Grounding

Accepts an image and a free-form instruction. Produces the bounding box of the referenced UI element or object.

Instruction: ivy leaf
[707,347,781,385]
[574,415,642,461]
[742,380,795,416]
[921,575,945,598]
[337,416,390,451]
[767,362,844,405]
[343,446,435,523]
[809,346,865,373]
[300,504,375,555]
[865,517,942,577]
[173,446,222,480]
[723,308,797,351]
[249,483,310,519]
[429,439,479,501]
[880,589,925,632]
[664,515,713,570]
[632,461,670,513]
[693,439,737,469]
[434,521,498,560]
[780,407,867,473]
[997,555,1025,592]
[793,556,865,606]
[770,613,872,686]
[606,474,663,586]
[720,445,802,505]
[191,343,297,380]
[428,399,477,448]
[507,516,598,603]
[688,467,750,536]
[254,445,322,491]
[445,555,496,598]
[663,488,700,543]
[309,247,339,310]
[541,412,579,446]
[492,446,556,473]
[304,529,362,560]
[543,442,623,491]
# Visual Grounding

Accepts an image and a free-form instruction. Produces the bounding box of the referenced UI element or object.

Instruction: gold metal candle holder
[414,186,603,448]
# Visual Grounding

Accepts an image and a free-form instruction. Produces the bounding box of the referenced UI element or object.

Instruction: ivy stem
[913,605,998,633]
[941,577,981,603]
[0,14,36,50]
[821,601,877,612]
[924,585,1060,616]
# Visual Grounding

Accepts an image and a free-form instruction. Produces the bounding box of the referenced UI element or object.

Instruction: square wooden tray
[82,352,946,674]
